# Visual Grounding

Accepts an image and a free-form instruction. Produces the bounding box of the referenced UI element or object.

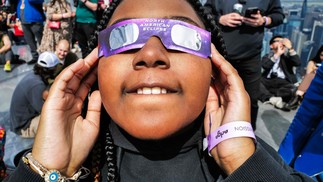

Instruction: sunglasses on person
[98,18,211,58]
[272,39,283,43]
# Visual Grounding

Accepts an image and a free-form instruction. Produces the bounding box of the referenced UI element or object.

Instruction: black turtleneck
[109,114,221,182]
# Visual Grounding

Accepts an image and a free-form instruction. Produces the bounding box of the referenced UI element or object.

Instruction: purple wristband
[207,121,256,153]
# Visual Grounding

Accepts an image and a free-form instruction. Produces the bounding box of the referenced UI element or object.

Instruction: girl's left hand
[204,44,255,175]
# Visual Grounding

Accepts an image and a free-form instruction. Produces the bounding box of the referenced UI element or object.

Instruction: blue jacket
[278,65,323,177]
[17,0,45,23]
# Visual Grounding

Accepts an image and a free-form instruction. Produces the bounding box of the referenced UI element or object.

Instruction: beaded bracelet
[207,121,256,153]
[23,152,90,182]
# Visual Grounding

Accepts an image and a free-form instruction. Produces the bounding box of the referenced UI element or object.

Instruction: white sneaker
[275,99,285,109]
[268,96,283,106]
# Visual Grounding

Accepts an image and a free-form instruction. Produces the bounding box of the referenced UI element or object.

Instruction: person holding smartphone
[204,0,284,130]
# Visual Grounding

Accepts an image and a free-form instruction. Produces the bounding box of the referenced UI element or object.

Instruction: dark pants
[75,22,96,58]
[21,23,43,61]
[229,55,261,130]
[259,77,296,102]
[8,30,25,44]
[0,49,13,64]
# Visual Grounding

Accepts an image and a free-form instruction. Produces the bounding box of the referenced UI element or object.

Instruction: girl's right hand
[32,48,102,177]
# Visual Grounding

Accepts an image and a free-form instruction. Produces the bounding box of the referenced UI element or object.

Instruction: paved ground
[0,44,298,170]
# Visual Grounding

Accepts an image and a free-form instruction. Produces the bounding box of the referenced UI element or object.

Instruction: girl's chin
[116,120,186,140]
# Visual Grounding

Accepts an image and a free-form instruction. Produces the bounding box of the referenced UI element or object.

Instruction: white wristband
[207,121,256,153]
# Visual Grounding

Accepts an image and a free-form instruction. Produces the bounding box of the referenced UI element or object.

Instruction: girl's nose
[132,36,171,70]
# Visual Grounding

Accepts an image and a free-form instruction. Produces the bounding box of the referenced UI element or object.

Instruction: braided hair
[86,1,227,181]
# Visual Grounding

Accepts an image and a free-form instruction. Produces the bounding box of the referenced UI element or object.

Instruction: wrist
[214,137,256,174]
[206,121,256,175]
[23,152,89,181]
[207,121,256,153]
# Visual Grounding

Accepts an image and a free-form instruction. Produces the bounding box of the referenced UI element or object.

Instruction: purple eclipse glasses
[98,18,211,58]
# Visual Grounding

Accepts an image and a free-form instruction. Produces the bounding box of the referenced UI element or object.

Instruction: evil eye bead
[45,170,61,182]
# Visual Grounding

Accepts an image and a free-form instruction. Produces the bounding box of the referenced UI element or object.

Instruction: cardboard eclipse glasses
[98,18,211,58]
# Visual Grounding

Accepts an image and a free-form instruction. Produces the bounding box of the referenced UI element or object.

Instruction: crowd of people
[0,0,322,181]
[0,0,106,72]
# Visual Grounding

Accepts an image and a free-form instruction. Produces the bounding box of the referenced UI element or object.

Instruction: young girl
[5,0,312,181]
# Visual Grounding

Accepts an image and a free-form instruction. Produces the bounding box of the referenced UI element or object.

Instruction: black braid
[188,0,228,59]
[86,1,228,182]
[88,0,121,50]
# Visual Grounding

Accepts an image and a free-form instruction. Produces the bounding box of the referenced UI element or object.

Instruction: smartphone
[245,7,259,18]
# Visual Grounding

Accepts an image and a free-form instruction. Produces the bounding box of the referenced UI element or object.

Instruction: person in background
[54,39,72,64]
[0,13,10,33]
[278,64,323,181]
[52,39,79,77]
[74,0,97,58]
[3,1,313,181]
[0,31,13,72]
[259,35,301,110]
[9,51,60,138]
[38,0,75,53]
[6,14,25,45]
[284,45,323,110]
[17,0,45,64]
[204,0,284,130]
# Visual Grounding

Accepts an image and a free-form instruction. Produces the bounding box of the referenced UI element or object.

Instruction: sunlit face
[55,40,70,61]
[98,0,212,140]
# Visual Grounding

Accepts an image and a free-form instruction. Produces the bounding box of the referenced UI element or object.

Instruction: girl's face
[98,0,212,140]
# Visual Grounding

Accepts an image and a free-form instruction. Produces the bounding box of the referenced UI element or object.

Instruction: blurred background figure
[74,0,97,58]
[6,14,25,45]
[38,0,75,53]
[0,31,13,72]
[204,0,284,130]
[259,35,301,111]
[284,45,323,110]
[16,0,45,64]
[278,64,323,181]
[9,51,60,138]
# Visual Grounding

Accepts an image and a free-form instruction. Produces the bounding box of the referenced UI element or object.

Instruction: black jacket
[204,0,284,60]
[262,51,301,84]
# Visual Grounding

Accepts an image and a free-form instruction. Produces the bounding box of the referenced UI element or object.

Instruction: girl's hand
[204,44,255,174]
[32,48,102,176]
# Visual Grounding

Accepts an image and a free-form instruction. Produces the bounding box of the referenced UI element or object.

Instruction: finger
[210,44,244,90]
[210,44,250,122]
[75,67,98,104]
[49,58,86,98]
[49,48,99,98]
[83,48,99,70]
[63,48,99,95]
[85,90,101,131]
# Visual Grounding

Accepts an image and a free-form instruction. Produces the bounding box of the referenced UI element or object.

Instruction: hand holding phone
[245,7,259,18]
